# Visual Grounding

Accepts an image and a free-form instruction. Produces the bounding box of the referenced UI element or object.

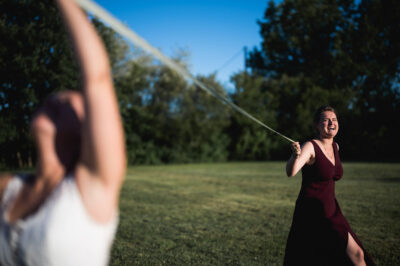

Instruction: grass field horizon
[111,162,400,265]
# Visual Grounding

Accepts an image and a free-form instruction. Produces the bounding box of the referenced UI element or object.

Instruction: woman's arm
[56,0,126,221]
[286,141,314,177]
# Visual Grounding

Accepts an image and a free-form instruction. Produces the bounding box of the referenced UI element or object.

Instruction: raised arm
[56,0,126,220]
[286,141,314,177]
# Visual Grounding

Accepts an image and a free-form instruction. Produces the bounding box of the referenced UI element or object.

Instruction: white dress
[0,175,118,266]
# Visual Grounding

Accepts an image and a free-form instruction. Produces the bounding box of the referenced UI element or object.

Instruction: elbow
[286,165,295,177]
[84,66,112,89]
[286,166,297,177]
[285,169,290,177]
[286,172,295,178]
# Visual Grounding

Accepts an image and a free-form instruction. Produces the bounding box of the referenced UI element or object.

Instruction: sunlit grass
[110,162,400,265]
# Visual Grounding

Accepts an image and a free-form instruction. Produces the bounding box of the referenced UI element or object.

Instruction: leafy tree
[0,0,79,168]
[344,0,400,161]
[114,53,153,164]
[229,71,279,160]
[246,0,400,161]
[178,74,230,162]
[0,0,134,168]
[142,60,188,163]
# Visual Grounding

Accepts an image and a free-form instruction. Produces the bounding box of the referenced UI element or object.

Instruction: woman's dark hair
[313,106,337,124]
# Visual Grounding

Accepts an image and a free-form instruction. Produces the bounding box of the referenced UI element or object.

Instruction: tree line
[1,0,399,168]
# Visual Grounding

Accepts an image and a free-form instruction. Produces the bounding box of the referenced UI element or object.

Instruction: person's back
[0,0,126,264]
[0,175,117,266]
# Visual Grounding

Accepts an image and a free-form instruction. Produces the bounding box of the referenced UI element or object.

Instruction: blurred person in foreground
[0,0,126,265]
[284,106,375,266]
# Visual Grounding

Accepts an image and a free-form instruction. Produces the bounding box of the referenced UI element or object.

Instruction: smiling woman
[284,106,375,266]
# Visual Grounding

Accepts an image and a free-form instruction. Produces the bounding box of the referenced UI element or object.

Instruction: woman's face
[316,111,338,138]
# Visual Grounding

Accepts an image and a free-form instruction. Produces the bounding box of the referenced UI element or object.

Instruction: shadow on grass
[377,177,400,183]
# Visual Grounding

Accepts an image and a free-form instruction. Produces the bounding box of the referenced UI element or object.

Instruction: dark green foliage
[1,0,399,166]
[0,0,130,168]
[245,0,400,161]
[228,72,279,160]
[178,74,230,162]
[119,59,231,164]
[0,0,79,168]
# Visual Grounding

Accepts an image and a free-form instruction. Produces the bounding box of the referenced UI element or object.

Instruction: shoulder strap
[309,140,320,155]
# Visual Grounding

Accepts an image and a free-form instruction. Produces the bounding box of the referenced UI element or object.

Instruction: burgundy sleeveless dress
[284,140,375,266]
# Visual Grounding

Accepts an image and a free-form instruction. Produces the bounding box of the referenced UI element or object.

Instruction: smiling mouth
[328,127,336,130]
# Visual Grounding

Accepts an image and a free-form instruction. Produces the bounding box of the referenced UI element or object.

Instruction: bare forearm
[286,141,313,177]
[286,154,300,177]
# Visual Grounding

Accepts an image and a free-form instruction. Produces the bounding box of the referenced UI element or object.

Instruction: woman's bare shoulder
[302,141,316,164]
[302,141,315,150]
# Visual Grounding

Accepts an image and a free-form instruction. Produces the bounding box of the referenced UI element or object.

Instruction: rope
[216,47,243,73]
[73,0,295,143]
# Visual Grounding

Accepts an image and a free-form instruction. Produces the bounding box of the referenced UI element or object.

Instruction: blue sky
[94,0,270,89]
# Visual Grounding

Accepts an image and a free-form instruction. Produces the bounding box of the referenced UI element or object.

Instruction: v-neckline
[313,139,336,167]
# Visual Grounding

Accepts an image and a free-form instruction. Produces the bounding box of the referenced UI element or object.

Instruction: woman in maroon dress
[284,106,375,266]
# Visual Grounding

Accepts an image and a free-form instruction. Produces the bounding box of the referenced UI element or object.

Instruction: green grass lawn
[111,162,400,265]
